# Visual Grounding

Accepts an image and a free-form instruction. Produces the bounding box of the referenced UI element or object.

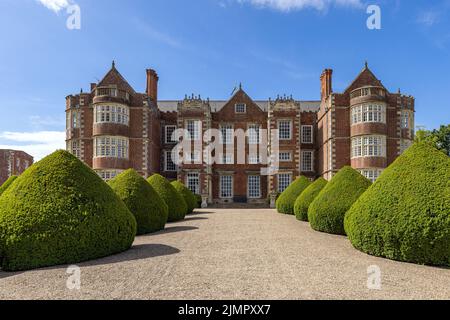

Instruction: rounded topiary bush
[195,194,202,208]
[147,174,187,222]
[276,176,311,215]
[308,166,371,235]
[344,143,450,266]
[0,150,136,272]
[294,178,328,222]
[0,176,18,197]
[108,169,168,235]
[171,181,197,214]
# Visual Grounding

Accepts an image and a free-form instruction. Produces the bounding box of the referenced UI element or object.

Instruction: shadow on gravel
[81,244,180,267]
[155,226,199,235]
[183,216,208,222]
[0,271,23,280]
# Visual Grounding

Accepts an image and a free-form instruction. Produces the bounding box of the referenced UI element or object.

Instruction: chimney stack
[320,69,333,100]
[146,69,159,102]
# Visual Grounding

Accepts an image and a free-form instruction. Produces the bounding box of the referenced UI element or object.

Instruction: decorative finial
[80,88,83,93]
[239,82,242,90]
[112,60,116,68]
[365,61,368,69]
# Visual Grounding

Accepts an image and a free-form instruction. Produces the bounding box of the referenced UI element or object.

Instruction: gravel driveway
[1,208,449,300]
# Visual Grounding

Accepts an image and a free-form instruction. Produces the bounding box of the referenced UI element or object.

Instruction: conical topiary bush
[147,174,187,222]
[345,143,450,266]
[294,177,328,222]
[308,166,371,235]
[108,169,168,235]
[276,176,311,215]
[171,180,197,214]
[0,150,136,272]
[0,176,18,197]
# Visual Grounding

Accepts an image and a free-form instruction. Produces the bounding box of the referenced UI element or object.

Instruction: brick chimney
[146,69,159,102]
[320,69,333,100]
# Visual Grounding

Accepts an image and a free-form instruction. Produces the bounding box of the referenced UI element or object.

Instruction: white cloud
[36,0,73,13]
[0,131,66,161]
[417,10,440,27]
[236,0,363,12]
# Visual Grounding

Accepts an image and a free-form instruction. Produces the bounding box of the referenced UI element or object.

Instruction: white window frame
[359,168,383,183]
[220,175,233,199]
[401,111,410,129]
[235,103,246,113]
[248,153,261,164]
[70,140,81,159]
[278,152,292,162]
[278,120,292,140]
[186,120,201,141]
[164,150,177,172]
[165,125,177,144]
[351,104,386,125]
[278,173,292,193]
[248,175,261,199]
[71,110,81,129]
[247,123,261,144]
[220,153,234,165]
[186,173,200,195]
[94,104,129,126]
[301,150,314,172]
[94,136,129,159]
[96,169,123,181]
[301,125,314,144]
[351,135,386,158]
[220,124,234,144]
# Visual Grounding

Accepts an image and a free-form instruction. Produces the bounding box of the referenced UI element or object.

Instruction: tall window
[94,136,129,159]
[235,103,246,113]
[220,153,234,165]
[220,124,233,144]
[95,105,129,125]
[186,173,200,194]
[278,173,292,193]
[360,169,383,183]
[164,150,177,172]
[351,104,386,125]
[165,125,177,144]
[248,175,261,198]
[401,111,410,129]
[278,120,292,140]
[301,151,314,172]
[71,110,80,128]
[301,125,314,144]
[248,153,260,164]
[351,136,386,158]
[185,150,202,163]
[220,175,233,198]
[248,124,261,144]
[186,120,201,140]
[70,140,81,159]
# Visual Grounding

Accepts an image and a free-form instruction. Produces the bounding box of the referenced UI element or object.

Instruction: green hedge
[147,174,187,222]
[109,169,168,235]
[195,194,202,208]
[276,177,311,215]
[171,181,197,214]
[345,143,450,266]
[294,178,328,222]
[308,166,371,235]
[0,176,18,197]
[0,150,136,272]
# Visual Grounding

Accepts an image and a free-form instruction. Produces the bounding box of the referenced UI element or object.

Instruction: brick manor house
[66,62,415,206]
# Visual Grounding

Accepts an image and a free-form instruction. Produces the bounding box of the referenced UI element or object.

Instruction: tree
[415,124,450,156]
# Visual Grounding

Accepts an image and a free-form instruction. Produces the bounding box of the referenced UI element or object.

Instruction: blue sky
[0,0,449,159]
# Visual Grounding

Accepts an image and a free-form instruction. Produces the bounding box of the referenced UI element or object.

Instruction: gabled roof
[96,61,136,94]
[343,62,386,94]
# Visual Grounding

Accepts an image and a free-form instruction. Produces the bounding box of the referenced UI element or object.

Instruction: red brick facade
[66,62,415,206]
[0,150,33,185]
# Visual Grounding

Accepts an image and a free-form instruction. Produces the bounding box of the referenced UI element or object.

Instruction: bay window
[94,104,129,125]
[94,136,129,159]
[352,135,386,158]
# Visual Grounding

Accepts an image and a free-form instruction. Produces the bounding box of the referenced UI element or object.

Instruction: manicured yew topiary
[0,150,136,272]
[0,176,18,197]
[308,166,371,235]
[108,169,168,235]
[195,194,202,208]
[147,174,187,222]
[344,143,450,266]
[171,181,197,214]
[294,178,328,222]
[276,176,311,215]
